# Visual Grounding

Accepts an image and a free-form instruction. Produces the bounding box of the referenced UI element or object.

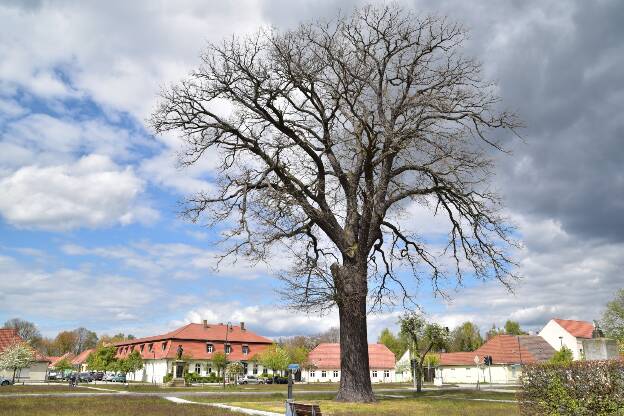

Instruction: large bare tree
[151,5,520,402]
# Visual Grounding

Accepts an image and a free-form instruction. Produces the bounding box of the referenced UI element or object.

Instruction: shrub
[519,360,624,415]
[163,373,173,383]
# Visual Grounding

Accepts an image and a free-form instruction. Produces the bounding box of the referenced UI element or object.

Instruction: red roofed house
[438,334,555,384]
[539,318,618,361]
[0,328,50,382]
[539,318,595,360]
[304,343,396,383]
[115,321,272,383]
[71,348,94,372]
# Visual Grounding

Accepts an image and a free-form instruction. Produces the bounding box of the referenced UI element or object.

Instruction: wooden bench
[286,402,323,416]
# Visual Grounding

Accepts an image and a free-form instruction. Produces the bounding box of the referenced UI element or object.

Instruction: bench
[286,402,323,416]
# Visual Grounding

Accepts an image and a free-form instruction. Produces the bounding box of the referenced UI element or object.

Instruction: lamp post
[558,336,563,349]
[152,350,155,384]
[223,322,232,389]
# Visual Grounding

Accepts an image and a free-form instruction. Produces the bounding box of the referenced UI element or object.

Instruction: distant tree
[0,342,35,383]
[423,354,439,368]
[486,324,503,340]
[3,318,42,347]
[602,289,624,352]
[257,344,289,376]
[449,322,483,352]
[314,327,340,345]
[37,337,58,356]
[150,4,519,402]
[285,345,309,366]
[503,320,527,336]
[550,346,573,365]
[53,357,74,375]
[118,351,143,384]
[211,351,228,377]
[54,331,79,354]
[378,328,408,359]
[86,345,117,372]
[400,313,449,392]
[72,328,98,354]
[226,361,245,382]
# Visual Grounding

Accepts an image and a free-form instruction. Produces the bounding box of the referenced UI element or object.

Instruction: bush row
[519,360,624,415]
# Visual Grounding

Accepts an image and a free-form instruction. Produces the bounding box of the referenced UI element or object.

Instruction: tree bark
[416,362,423,392]
[334,263,375,402]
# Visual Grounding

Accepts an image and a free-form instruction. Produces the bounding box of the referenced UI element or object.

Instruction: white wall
[440,365,521,384]
[539,320,583,360]
[0,361,49,382]
[301,368,395,383]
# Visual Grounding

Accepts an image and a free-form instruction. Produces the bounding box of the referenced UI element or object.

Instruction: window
[253,364,258,375]
[333,370,339,378]
[206,343,213,353]
[384,370,390,378]
[148,343,153,352]
[207,367,212,374]
[263,368,268,375]
[140,344,145,352]
[225,344,232,354]
[162,341,167,351]
[321,370,326,378]
[195,363,201,374]
[310,371,315,378]
[372,370,378,378]
[243,362,248,374]
[242,345,249,355]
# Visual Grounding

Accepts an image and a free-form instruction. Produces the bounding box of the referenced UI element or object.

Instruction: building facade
[302,343,396,383]
[438,335,555,384]
[0,328,50,382]
[115,321,273,383]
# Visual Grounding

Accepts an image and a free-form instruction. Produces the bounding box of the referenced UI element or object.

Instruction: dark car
[0,377,12,386]
[92,372,104,381]
[273,376,288,384]
[78,372,93,382]
[110,374,126,383]
[263,377,273,384]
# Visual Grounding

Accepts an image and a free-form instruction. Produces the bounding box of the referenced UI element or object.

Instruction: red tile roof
[47,352,75,368]
[114,323,273,361]
[440,335,555,366]
[308,343,396,370]
[553,318,594,339]
[0,329,49,362]
[71,348,94,365]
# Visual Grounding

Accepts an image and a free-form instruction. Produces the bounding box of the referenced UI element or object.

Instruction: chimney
[240,322,246,331]
[203,320,208,329]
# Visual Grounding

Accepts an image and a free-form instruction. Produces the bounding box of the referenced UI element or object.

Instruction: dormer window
[242,345,249,355]
[162,341,168,351]
[140,344,145,352]
[225,344,232,354]
[148,343,153,352]
[206,343,213,353]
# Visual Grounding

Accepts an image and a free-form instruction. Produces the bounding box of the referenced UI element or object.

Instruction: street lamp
[558,336,563,348]
[223,322,232,389]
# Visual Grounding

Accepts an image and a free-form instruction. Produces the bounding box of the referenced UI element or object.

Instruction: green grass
[188,389,520,416]
[0,385,93,394]
[0,396,244,416]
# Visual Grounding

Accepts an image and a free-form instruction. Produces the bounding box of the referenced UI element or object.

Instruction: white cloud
[0,254,160,324]
[0,154,157,230]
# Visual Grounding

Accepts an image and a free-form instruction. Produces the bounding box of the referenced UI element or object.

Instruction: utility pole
[223,322,232,390]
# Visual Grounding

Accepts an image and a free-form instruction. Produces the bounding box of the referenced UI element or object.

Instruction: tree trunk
[334,263,375,402]
[416,363,422,392]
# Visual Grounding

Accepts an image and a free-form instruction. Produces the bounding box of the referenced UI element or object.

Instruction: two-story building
[115,321,273,383]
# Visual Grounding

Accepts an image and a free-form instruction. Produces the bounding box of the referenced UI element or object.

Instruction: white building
[438,335,555,384]
[115,321,274,383]
[0,329,50,382]
[539,318,595,360]
[302,343,396,383]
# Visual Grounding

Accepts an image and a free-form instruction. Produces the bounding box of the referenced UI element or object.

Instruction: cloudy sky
[0,0,622,341]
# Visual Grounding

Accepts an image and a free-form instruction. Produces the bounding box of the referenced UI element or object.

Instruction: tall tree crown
[151,5,519,311]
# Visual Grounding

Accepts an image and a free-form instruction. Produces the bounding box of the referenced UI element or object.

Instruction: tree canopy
[449,322,483,352]
[378,328,408,358]
[0,342,35,383]
[151,4,518,401]
[602,289,624,351]
[3,318,42,347]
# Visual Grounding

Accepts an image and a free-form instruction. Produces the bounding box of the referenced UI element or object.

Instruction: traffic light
[483,355,493,366]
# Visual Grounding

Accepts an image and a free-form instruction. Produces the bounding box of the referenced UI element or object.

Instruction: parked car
[0,377,12,386]
[238,375,264,384]
[273,376,288,384]
[103,373,115,382]
[109,374,126,383]
[47,371,58,380]
[92,372,104,381]
[77,372,93,382]
[263,377,273,384]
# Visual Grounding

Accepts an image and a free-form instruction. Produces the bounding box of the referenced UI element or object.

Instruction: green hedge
[184,372,222,383]
[519,360,624,415]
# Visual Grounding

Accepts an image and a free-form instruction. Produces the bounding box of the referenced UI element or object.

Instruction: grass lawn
[0,385,94,394]
[0,396,244,416]
[188,389,520,416]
